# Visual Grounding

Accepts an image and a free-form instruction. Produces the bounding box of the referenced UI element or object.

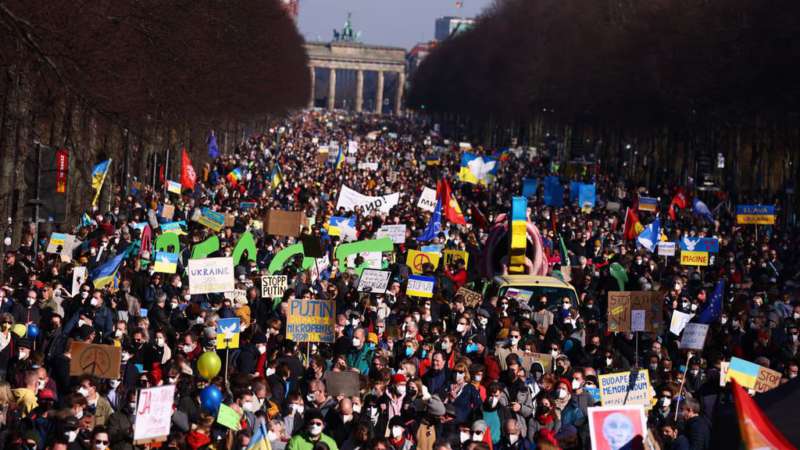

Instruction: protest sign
[348,140,359,154]
[456,287,482,308]
[522,178,538,198]
[680,251,709,266]
[736,204,776,225]
[598,370,653,409]
[196,207,225,232]
[605,201,621,212]
[346,252,381,271]
[376,224,407,244]
[505,287,533,302]
[216,404,241,431]
[638,196,658,212]
[357,162,378,170]
[657,242,676,257]
[679,236,719,253]
[526,353,554,373]
[216,318,241,350]
[607,291,663,333]
[224,289,247,304]
[161,221,187,235]
[224,213,235,228]
[406,275,435,298]
[187,257,234,294]
[443,249,469,268]
[336,185,400,214]
[631,309,646,332]
[166,180,182,194]
[358,269,391,293]
[261,275,288,298]
[417,187,438,212]
[160,204,175,221]
[725,357,761,389]
[286,299,335,343]
[133,385,176,444]
[669,311,694,335]
[301,234,324,258]
[47,233,68,254]
[754,366,782,393]
[406,250,441,274]
[153,252,178,274]
[265,210,306,237]
[72,266,87,296]
[679,323,709,350]
[324,371,361,397]
[587,405,647,450]
[69,342,122,379]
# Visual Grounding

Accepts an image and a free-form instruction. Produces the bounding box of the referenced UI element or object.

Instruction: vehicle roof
[492,275,576,290]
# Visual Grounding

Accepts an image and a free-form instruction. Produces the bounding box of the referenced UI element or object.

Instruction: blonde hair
[0,382,13,405]
[454,362,471,383]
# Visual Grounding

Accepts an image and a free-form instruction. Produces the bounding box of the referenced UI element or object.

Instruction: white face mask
[606,357,613,366]
[81,291,89,299]
[66,430,78,443]
[78,319,86,328]
[456,372,465,383]
[292,404,304,415]
[266,367,276,376]
[474,374,483,382]
[391,426,404,439]
[309,424,323,436]
[74,409,84,419]
[660,397,671,408]
[244,400,259,413]
[557,389,568,399]
[460,432,471,443]
[306,393,315,403]
[156,337,165,347]
[508,434,519,445]
[257,345,267,354]
[342,414,353,423]
[18,350,29,360]
[572,379,582,390]
[77,387,90,398]
[479,318,489,326]
[396,385,406,396]
[90,297,101,307]
[267,431,278,441]
[183,344,195,353]
[37,379,46,390]
[491,397,499,407]
[550,350,558,358]
[352,404,361,413]
[352,338,361,347]
[456,324,466,333]
[472,433,484,441]
[510,337,520,346]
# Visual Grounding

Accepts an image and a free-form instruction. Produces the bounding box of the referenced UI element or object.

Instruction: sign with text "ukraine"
[736,204,776,225]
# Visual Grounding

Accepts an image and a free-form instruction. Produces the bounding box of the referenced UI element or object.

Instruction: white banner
[357,162,379,171]
[348,140,358,154]
[358,269,391,293]
[187,257,235,294]
[261,275,288,298]
[347,252,381,269]
[336,185,400,214]
[669,311,694,335]
[134,385,176,443]
[417,187,437,212]
[376,224,406,244]
[657,242,677,257]
[679,323,709,350]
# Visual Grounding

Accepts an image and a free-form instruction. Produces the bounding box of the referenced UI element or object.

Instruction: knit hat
[427,395,446,417]
[392,373,407,384]
[471,420,488,433]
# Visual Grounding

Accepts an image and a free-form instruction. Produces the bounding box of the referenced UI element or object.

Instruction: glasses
[95,440,109,445]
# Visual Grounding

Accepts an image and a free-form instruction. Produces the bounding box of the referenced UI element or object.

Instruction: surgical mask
[690,304,698,312]
[267,431,278,441]
[27,296,36,306]
[491,397,499,407]
[78,387,89,398]
[266,367,276,376]
[183,344,194,353]
[156,337,165,347]
[292,404,304,415]
[441,342,450,352]
[474,374,482,382]
[606,357,613,366]
[115,329,124,339]
[794,313,800,320]
[37,379,46,390]
[510,337,520,346]
[405,347,414,357]
[557,389,568,399]
[74,409,84,419]
[195,317,204,324]
[690,369,699,377]
[472,433,484,441]
[306,393,315,403]
[257,345,267,354]
[90,297,101,307]
[352,338,361,347]
[460,432,471,443]
[456,372,465,383]
[121,352,131,362]
[342,414,353,423]
[168,377,177,385]
[508,434,519,445]
[66,430,78,442]
[184,294,191,301]
[660,397,671,408]
[466,343,478,354]
[309,424,323,436]
[396,385,406,396]
[720,316,728,325]
[391,426,404,439]
[550,350,558,358]
[18,350,29,360]
[81,291,89,299]
[562,303,570,310]
[479,318,488,326]
[244,401,259,413]
[352,404,362,414]
[170,302,179,310]
[572,379,581,390]
[456,324,466,333]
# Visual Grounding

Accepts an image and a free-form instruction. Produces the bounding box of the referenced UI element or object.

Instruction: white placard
[72,266,88,296]
[357,162,379,171]
[187,257,235,294]
[679,323,709,350]
[358,269,391,293]
[261,275,288,298]
[336,185,400,214]
[657,242,677,257]
[669,311,694,335]
[376,224,406,244]
[631,309,646,332]
[346,252,381,269]
[133,385,176,443]
[417,187,437,212]
[348,140,358,154]
[310,255,330,282]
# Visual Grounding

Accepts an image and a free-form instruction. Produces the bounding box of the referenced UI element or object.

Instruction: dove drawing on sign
[681,237,698,251]
[467,157,496,182]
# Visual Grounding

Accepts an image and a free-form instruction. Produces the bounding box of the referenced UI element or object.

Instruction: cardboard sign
[224,213,235,228]
[133,385,176,444]
[443,249,469,269]
[261,275,288,298]
[754,366,782,393]
[406,250,441,274]
[679,323,709,350]
[607,291,663,333]
[69,342,122,379]
[358,269,391,293]
[456,287,482,308]
[598,370,653,409]
[657,242,676,257]
[47,233,68,254]
[417,187,438,212]
[357,162,378,171]
[216,318,241,349]
[265,210,306,237]
[680,251,709,266]
[160,204,175,221]
[406,275,435,298]
[286,299,335,343]
[196,207,225,231]
[72,266,88,296]
[153,252,178,274]
[324,371,361,397]
[736,204,776,225]
[376,225,407,244]
[187,257,235,294]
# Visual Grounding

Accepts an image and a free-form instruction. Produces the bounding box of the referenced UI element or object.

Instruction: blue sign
[522,178,538,198]
[678,236,719,253]
[543,176,563,207]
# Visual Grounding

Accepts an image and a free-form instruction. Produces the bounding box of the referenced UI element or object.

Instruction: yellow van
[492,275,580,307]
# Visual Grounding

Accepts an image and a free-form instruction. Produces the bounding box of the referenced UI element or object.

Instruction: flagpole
[674,351,693,420]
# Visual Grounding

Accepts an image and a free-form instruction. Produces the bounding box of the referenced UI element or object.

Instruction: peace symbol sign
[413,253,431,272]
[79,346,112,376]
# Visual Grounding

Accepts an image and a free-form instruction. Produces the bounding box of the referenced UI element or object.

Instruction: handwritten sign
[457,287,483,308]
[443,249,469,269]
[598,370,653,409]
[69,342,121,379]
[358,269,391,293]
[679,323,709,350]
[187,257,234,295]
[376,225,407,244]
[406,275,435,298]
[261,275,288,298]
[196,207,225,232]
[606,291,663,333]
[133,385,176,443]
[417,187,438,212]
[286,299,335,343]
[680,251,709,266]
[736,204,776,225]
[754,366,782,393]
[657,242,676,257]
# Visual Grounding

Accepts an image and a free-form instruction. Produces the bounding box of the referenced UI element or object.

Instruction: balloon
[26,324,39,338]
[200,385,222,413]
[197,351,221,380]
[11,324,26,338]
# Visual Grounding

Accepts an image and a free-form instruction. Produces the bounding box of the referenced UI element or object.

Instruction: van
[491,275,580,308]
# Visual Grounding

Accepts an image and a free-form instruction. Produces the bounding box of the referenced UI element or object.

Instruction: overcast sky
[297,0,493,49]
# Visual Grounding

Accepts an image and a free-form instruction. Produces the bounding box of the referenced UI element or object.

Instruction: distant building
[280,0,298,20]
[407,41,437,75]
[434,16,475,41]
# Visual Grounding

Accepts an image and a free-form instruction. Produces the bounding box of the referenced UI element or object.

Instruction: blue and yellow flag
[90,248,130,289]
[335,146,345,170]
[458,153,497,185]
[271,164,282,188]
[91,160,111,206]
[246,421,271,450]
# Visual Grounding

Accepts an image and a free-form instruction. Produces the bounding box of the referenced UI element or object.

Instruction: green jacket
[346,345,374,375]
[287,432,339,450]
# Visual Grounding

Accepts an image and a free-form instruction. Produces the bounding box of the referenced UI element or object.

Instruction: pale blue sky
[297,0,493,49]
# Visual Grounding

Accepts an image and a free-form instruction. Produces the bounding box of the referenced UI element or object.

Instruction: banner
[417,187,438,212]
[598,370,653,409]
[47,233,68,254]
[357,269,391,293]
[407,275,435,298]
[196,207,225,232]
[679,323,709,350]
[578,183,596,210]
[736,204,776,225]
[133,385,176,444]
[216,317,240,349]
[443,249,469,268]
[657,242,676,257]
[522,178,538,198]
[376,224,407,244]
[406,249,441,274]
[336,185,400,214]
[187,257,234,294]
[153,251,178,274]
[261,275,288,298]
[166,180,182,194]
[543,176,563,207]
[55,148,69,194]
[357,162,378,170]
[286,299,335,342]
[679,236,719,253]
[680,251,709,266]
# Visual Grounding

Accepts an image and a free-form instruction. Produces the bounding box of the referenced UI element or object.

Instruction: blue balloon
[26,324,40,339]
[200,385,222,413]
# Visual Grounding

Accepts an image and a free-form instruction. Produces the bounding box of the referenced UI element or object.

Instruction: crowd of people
[0,110,796,450]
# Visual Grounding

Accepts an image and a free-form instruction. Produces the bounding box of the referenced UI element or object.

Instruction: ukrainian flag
[726,357,761,389]
[91,160,111,206]
[335,145,345,170]
[90,249,130,289]
[153,251,178,274]
[270,164,282,188]
[246,421,271,450]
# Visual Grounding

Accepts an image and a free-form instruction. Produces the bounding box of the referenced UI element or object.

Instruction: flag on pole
[335,145,345,170]
[417,199,442,242]
[208,132,220,159]
[181,149,196,190]
[226,168,243,187]
[91,160,111,206]
[668,188,687,221]
[696,280,724,324]
[731,379,794,450]
[437,178,466,225]
[246,420,272,450]
[636,217,661,252]
[692,197,715,224]
[271,164,282,189]
[90,248,130,289]
[623,207,644,241]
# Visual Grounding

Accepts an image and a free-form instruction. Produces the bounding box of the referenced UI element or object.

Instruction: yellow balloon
[11,324,26,338]
[197,351,221,380]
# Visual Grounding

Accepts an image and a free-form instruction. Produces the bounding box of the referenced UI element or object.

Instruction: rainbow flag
[226,168,243,186]
[732,379,793,449]
[726,357,760,389]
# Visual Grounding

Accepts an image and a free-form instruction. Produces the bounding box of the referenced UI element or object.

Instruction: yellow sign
[736,214,776,225]
[406,250,441,274]
[443,249,469,268]
[680,251,709,266]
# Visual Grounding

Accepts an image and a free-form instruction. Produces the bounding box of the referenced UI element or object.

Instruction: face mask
[396,385,406,396]
[196,317,204,325]
[266,368,276,376]
[292,404,304,415]
[66,430,78,443]
[460,432,471,443]
[352,338,361,347]
[404,346,414,357]
[660,397,671,408]
[27,297,36,306]
[309,424,323,436]
[183,344,194,353]
[474,374,483,382]
[115,330,124,339]
[257,345,267,354]
[795,313,800,319]
[479,318,488,326]
[18,351,29,360]
[572,379,582,390]
[121,352,131,362]
[466,343,478,354]
[37,379,46,390]
[550,350,558,358]
[90,298,101,307]
[456,372,465,383]
[342,414,353,423]
[510,337,520,346]
[156,337,165,347]
[690,369,699,376]
[75,409,84,419]
[562,303,570,310]
[268,431,278,441]
[690,304,698,312]
[306,393,315,403]
[472,433,484,441]
[170,302,179,310]
[508,434,519,445]
[78,320,86,328]
[77,387,89,398]
[352,404,362,414]
[441,342,450,352]
[557,389,568,399]
[606,357,613,366]
[81,291,89,299]
[491,397,499,408]
[391,426,404,439]
[244,401,259,413]
[456,324,466,333]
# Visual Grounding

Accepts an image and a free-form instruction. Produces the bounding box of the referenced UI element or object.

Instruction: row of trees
[408,0,800,197]
[0,0,310,240]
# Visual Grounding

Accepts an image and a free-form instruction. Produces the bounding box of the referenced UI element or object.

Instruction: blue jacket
[450,383,481,424]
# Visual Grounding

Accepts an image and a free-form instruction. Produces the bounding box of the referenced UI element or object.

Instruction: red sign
[55,148,69,193]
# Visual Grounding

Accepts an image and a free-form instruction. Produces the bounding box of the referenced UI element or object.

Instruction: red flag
[731,379,793,449]
[668,188,687,220]
[470,204,488,230]
[623,207,644,240]
[437,178,466,225]
[138,225,152,258]
[181,148,196,190]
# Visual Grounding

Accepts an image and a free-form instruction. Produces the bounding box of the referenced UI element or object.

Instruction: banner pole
[674,351,693,420]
